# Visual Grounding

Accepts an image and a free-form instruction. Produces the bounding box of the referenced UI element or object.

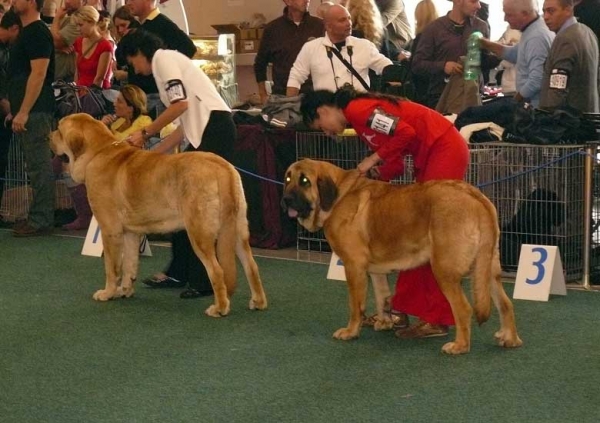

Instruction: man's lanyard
[326,45,355,90]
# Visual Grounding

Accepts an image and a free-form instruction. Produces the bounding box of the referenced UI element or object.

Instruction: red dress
[74,37,113,89]
[343,97,469,325]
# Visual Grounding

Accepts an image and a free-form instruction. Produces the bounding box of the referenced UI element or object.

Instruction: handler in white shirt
[119,29,236,300]
[286,4,392,95]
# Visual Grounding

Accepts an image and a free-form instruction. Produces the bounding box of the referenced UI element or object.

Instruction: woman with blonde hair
[101,84,151,141]
[101,84,175,148]
[61,5,114,231]
[73,5,113,89]
[405,0,438,104]
[414,0,438,36]
[346,0,384,49]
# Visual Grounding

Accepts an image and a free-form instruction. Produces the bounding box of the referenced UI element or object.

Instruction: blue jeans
[15,112,55,228]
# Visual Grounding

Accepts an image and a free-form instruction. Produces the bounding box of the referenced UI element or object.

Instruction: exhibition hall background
[181,0,513,102]
[184,0,510,43]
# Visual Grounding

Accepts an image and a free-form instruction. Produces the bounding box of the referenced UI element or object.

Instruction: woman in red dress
[300,87,469,338]
[73,5,113,89]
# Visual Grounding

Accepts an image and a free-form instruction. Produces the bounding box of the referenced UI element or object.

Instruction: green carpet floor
[1,230,599,423]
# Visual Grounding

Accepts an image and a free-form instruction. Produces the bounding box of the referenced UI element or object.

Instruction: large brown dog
[282,159,522,354]
[50,114,267,317]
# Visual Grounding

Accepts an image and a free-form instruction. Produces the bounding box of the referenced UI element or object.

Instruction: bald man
[286,4,392,95]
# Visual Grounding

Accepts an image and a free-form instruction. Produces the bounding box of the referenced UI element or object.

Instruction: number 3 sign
[513,245,567,301]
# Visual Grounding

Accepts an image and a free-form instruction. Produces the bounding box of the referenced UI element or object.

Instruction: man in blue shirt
[481,0,555,106]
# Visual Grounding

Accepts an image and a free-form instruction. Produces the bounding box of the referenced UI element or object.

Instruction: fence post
[582,144,595,290]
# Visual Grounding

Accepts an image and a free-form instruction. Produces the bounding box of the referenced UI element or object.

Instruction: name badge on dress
[367,108,400,135]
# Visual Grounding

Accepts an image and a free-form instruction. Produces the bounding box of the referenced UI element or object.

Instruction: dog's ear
[63,122,86,160]
[70,132,86,159]
[318,176,338,211]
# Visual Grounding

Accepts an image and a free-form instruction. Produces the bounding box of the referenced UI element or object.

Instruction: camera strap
[326,45,370,91]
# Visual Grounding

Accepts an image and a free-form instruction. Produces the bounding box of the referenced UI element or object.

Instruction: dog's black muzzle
[281,191,313,220]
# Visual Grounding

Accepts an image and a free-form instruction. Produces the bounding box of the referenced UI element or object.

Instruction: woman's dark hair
[300,86,402,126]
[118,29,164,61]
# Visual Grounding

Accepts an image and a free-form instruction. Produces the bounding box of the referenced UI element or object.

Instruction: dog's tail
[470,196,500,325]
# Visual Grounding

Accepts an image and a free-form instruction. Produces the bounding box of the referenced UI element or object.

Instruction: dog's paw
[205,303,230,318]
[93,289,116,301]
[249,295,268,310]
[494,330,523,348]
[373,318,394,331]
[441,341,470,355]
[116,286,135,298]
[332,327,359,340]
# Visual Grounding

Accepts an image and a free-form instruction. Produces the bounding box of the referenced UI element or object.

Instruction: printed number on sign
[525,247,548,285]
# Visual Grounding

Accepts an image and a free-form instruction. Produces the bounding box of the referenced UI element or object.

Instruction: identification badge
[367,108,399,135]
[165,79,187,103]
[549,69,568,90]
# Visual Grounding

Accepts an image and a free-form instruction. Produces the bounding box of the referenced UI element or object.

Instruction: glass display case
[190,34,238,107]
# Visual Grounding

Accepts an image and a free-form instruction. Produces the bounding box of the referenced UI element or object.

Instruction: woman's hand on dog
[358,153,381,177]
[128,130,145,148]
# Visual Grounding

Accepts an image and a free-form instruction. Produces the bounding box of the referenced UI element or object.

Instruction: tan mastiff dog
[282,159,522,354]
[50,114,267,317]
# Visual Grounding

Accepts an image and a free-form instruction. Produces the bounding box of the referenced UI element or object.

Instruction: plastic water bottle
[464,31,483,81]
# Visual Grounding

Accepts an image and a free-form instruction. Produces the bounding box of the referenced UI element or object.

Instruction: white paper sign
[327,252,347,281]
[81,215,103,257]
[513,245,566,301]
[82,216,152,258]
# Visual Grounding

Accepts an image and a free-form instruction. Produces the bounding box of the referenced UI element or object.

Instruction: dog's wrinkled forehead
[286,163,317,188]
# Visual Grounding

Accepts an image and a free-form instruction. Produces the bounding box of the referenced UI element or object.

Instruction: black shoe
[180,288,214,299]
[13,223,53,237]
[142,275,186,288]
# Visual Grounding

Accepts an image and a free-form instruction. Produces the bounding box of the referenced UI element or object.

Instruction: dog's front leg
[370,273,393,331]
[94,231,123,301]
[333,264,368,341]
[117,232,141,298]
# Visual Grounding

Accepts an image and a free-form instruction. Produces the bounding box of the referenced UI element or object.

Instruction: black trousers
[165,110,236,291]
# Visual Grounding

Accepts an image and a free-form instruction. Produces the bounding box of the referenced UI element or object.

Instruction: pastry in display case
[190,34,238,107]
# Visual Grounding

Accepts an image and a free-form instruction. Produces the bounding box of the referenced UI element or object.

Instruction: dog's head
[281,159,342,232]
[50,113,116,183]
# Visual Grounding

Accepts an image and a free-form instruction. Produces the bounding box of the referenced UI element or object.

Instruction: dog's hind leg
[234,196,267,310]
[370,273,393,331]
[94,230,124,301]
[432,256,473,355]
[188,231,231,317]
[117,231,141,298]
[236,239,267,311]
[217,222,238,297]
[436,274,472,355]
[490,249,523,348]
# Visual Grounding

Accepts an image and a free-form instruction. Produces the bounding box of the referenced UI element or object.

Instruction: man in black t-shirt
[128,0,195,57]
[9,0,56,236]
[0,9,21,226]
